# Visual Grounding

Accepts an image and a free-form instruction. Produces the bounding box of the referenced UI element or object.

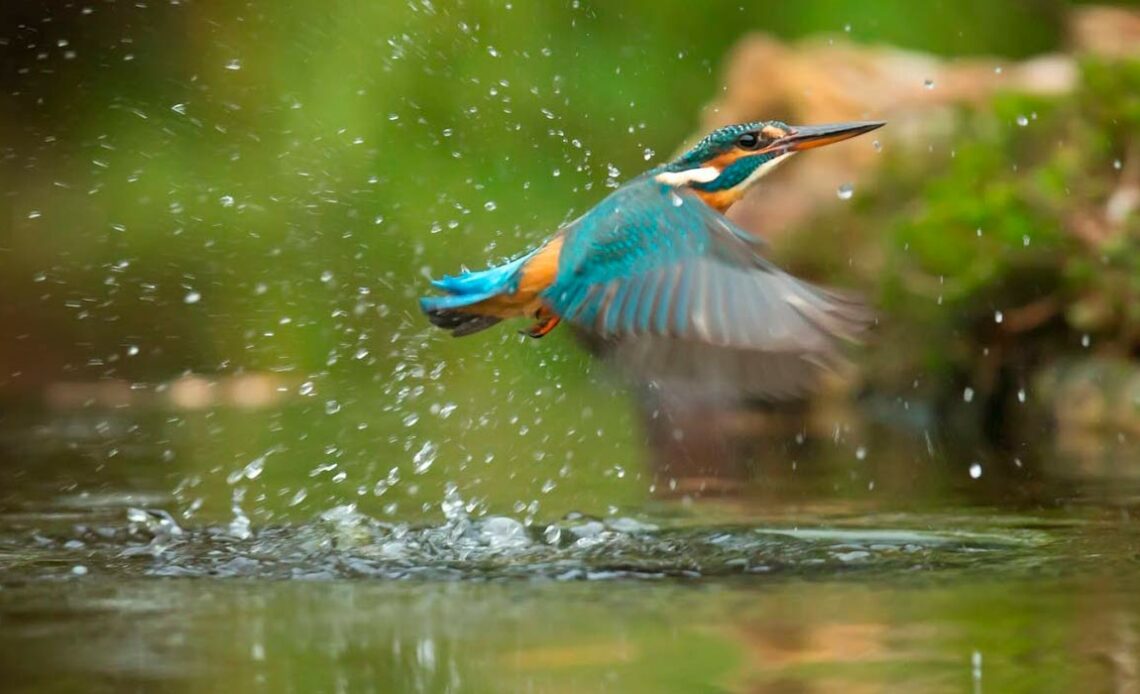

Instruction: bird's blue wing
[546,178,864,349]
[544,178,870,400]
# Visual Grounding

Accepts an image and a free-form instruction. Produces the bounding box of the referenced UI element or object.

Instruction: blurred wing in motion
[544,178,871,401]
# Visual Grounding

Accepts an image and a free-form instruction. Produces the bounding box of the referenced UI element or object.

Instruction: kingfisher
[420,119,884,399]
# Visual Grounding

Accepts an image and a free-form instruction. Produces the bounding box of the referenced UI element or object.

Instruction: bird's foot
[521,314,561,339]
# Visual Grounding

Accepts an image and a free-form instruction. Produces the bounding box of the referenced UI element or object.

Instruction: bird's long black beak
[775,120,885,153]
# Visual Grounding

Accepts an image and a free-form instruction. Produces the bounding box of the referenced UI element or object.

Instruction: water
[4,403,1140,691]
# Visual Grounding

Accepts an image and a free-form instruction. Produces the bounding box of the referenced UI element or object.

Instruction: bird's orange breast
[516,233,563,296]
[461,234,564,319]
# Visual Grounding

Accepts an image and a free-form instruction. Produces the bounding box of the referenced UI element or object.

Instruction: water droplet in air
[171,103,187,115]
[1081,334,1090,348]
[27,210,41,219]
[127,345,140,357]
[969,463,983,479]
[963,387,975,403]
[872,139,881,152]
[855,446,867,460]
[224,58,242,71]
[483,201,497,211]
[1016,115,1029,127]
[412,441,438,475]
[242,456,266,480]
[642,148,654,161]
[1022,235,1030,247]
[1114,159,1123,170]
[319,270,333,283]
[843,23,852,32]
[994,66,1003,75]
[923,78,935,90]
[183,291,201,304]
[1017,388,1026,403]
[219,195,234,208]
[836,182,854,200]
[324,399,342,415]
[994,310,1003,324]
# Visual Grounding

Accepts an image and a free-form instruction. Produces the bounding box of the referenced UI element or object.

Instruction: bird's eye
[736,132,762,150]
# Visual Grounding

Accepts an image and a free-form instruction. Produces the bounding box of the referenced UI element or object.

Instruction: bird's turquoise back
[545,174,775,338]
[542,174,869,400]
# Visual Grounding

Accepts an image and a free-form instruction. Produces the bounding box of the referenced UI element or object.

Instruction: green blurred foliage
[783,57,1140,414]
[0,0,1110,519]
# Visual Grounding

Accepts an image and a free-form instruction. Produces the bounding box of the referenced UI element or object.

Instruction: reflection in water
[0,392,1137,691]
[2,573,1139,693]
[1,366,1140,694]
[2,402,1140,690]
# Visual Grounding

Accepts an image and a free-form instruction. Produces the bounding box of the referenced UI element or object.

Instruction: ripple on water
[0,503,1061,582]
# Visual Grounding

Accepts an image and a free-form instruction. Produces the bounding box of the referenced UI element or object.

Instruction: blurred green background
[9,3,1140,693]
[0,0,1126,525]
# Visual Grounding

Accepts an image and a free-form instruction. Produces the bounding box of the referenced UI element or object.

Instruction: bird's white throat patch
[654,166,720,186]
[654,153,796,189]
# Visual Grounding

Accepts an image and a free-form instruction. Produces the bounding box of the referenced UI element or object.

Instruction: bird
[420,119,884,400]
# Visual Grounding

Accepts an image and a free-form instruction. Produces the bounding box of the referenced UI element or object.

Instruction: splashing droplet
[413,441,438,475]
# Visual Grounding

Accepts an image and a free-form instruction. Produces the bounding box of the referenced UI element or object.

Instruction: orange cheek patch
[706,150,751,170]
[761,125,787,140]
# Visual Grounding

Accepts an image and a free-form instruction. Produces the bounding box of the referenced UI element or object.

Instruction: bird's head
[656,120,885,211]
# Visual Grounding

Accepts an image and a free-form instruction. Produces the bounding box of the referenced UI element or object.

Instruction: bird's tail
[419,252,533,337]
